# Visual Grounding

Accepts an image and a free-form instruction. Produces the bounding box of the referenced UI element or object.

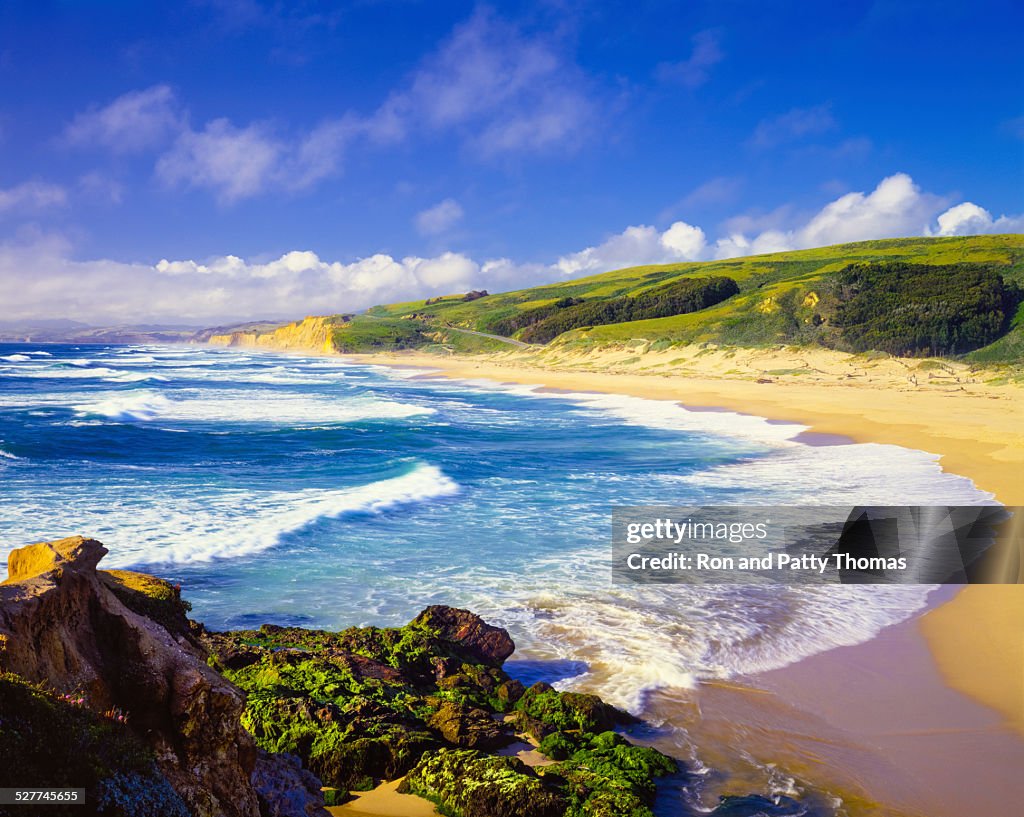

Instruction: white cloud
[655,30,723,88]
[796,172,944,247]
[714,173,950,258]
[750,104,836,149]
[156,119,285,203]
[0,181,67,214]
[4,173,1019,324]
[384,8,597,156]
[0,233,483,324]
[661,221,708,258]
[554,221,706,277]
[62,9,601,205]
[932,202,1024,236]
[64,85,182,153]
[154,114,367,203]
[415,199,464,235]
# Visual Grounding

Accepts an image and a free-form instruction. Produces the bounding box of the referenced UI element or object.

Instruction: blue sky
[0,0,1021,323]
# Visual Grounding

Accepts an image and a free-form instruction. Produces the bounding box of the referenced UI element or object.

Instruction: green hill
[335,235,1024,362]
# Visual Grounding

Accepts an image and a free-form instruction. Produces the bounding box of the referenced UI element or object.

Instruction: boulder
[427,700,511,750]
[413,605,515,666]
[3,535,107,583]
[399,749,565,817]
[514,681,634,733]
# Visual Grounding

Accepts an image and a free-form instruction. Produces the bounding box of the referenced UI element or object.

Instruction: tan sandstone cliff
[0,536,327,817]
[206,315,344,355]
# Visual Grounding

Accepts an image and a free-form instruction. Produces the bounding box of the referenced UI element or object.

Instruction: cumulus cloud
[655,30,724,88]
[714,173,950,258]
[0,181,67,214]
[0,218,707,324]
[4,173,1019,324]
[931,202,1024,236]
[554,221,706,277]
[415,199,464,235]
[750,104,836,149]
[64,85,182,152]
[0,233,483,324]
[795,172,944,247]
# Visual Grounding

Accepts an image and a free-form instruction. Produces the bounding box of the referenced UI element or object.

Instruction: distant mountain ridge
[0,319,288,345]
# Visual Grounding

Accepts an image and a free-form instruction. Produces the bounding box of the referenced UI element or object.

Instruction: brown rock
[428,701,510,750]
[0,537,260,817]
[3,535,107,583]
[413,605,515,666]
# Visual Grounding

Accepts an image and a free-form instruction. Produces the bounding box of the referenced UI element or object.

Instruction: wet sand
[672,587,1024,816]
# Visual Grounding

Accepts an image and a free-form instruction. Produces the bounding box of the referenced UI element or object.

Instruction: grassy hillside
[346,235,1024,361]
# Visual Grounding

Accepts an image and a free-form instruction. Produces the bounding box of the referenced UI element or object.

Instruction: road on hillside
[361,312,533,349]
[442,326,533,348]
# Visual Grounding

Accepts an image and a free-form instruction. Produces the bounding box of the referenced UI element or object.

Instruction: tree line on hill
[823,262,1020,356]
[485,276,741,344]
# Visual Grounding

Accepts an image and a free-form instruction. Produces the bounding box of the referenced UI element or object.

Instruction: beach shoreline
[339,345,1023,813]
[346,345,1024,506]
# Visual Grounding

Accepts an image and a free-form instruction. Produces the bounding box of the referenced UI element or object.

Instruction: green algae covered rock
[101,569,193,639]
[205,606,522,790]
[546,730,678,817]
[206,606,680,813]
[399,748,566,817]
[514,682,635,734]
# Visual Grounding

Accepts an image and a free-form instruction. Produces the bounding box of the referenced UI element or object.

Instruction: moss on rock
[100,570,192,638]
[514,682,634,734]
[399,748,565,817]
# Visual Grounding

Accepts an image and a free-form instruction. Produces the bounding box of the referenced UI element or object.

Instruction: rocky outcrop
[206,315,347,355]
[206,607,678,817]
[412,604,516,667]
[0,537,262,817]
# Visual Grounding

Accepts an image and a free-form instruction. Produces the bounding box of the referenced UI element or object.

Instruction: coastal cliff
[0,537,323,817]
[206,315,347,355]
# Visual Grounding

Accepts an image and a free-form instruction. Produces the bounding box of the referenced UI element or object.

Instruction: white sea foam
[423,376,807,445]
[414,547,937,713]
[0,447,20,460]
[670,441,994,504]
[73,393,173,421]
[101,371,170,383]
[9,463,459,564]
[1,354,31,362]
[71,389,435,425]
[20,366,122,380]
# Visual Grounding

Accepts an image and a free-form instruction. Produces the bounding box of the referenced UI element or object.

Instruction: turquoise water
[0,343,990,712]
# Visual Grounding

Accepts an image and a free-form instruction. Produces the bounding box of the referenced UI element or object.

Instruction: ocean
[0,342,990,716]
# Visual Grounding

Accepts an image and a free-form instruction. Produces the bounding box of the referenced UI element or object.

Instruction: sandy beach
[350,344,1024,508]
[343,344,1024,814]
